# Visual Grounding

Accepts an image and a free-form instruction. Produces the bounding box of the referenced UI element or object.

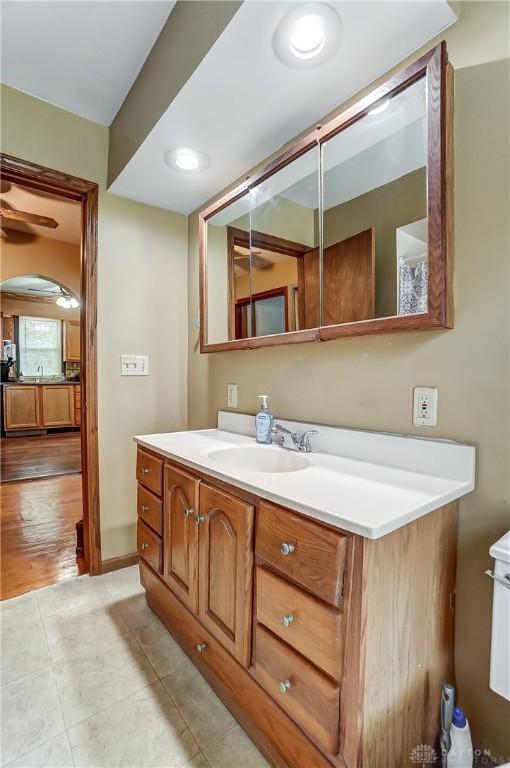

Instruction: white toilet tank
[488,530,510,701]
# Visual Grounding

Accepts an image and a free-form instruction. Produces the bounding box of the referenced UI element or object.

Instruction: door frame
[1,152,101,574]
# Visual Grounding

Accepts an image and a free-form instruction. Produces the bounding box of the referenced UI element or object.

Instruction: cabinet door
[164,465,200,613]
[3,386,40,429]
[41,386,74,427]
[198,483,254,666]
[64,321,80,361]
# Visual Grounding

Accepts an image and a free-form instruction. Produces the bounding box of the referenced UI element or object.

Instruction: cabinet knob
[141,505,149,513]
[141,542,149,550]
[184,507,194,517]
[140,467,150,475]
[280,542,295,556]
[280,614,295,628]
[278,679,292,695]
[195,514,205,524]
[196,643,207,654]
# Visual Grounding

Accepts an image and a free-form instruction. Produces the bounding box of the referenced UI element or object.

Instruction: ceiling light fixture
[368,100,390,116]
[273,3,342,69]
[165,147,210,173]
[56,295,79,309]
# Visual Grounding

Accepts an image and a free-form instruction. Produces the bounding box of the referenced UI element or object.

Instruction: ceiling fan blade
[0,205,58,229]
[27,288,60,294]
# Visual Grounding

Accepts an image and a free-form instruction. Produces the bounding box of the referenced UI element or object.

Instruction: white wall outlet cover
[121,354,150,376]
[413,386,438,426]
[227,383,238,408]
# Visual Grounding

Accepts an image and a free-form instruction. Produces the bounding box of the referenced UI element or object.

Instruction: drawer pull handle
[141,505,149,513]
[196,643,207,654]
[141,542,149,550]
[195,514,205,524]
[278,679,292,695]
[280,542,295,556]
[140,468,150,475]
[184,507,194,517]
[280,614,294,628]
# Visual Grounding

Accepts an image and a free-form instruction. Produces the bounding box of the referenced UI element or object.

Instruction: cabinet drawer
[256,567,343,680]
[137,484,163,536]
[254,624,340,754]
[256,501,348,607]
[136,448,163,496]
[137,520,162,573]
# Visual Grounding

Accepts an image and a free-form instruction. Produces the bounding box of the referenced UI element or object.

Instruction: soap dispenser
[255,395,273,444]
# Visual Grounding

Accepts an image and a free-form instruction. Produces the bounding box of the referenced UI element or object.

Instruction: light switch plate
[227,383,238,408]
[413,386,438,426]
[121,355,150,376]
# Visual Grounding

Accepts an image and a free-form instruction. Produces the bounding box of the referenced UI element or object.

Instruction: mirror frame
[199,42,452,353]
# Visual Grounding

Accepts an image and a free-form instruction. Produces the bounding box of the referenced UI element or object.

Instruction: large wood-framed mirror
[199,42,452,353]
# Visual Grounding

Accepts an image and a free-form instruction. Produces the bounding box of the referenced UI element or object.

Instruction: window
[18,316,62,377]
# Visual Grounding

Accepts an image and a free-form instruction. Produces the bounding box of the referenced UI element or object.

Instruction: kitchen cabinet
[2,384,79,431]
[74,385,81,426]
[41,385,74,427]
[3,386,40,430]
[64,320,80,362]
[136,445,458,768]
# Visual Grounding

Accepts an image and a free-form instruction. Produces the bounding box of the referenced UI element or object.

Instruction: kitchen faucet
[271,423,318,453]
[37,365,44,380]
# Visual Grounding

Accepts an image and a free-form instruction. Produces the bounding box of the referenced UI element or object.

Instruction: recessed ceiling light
[289,14,325,60]
[368,100,390,116]
[164,147,210,172]
[273,3,342,69]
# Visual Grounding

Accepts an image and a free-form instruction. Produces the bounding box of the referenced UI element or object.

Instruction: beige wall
[187,3,510,757]
[324,167,426,317]
[1,236,81,297]
[1,84,189,561]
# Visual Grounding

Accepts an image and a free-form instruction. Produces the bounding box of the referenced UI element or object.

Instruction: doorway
[0,154,100,597]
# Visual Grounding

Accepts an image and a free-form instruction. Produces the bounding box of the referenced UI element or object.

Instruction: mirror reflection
[322,76,428,324]
[248,147,319,336]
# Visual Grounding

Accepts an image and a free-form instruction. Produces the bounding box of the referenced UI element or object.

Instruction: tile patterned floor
[0,566,269,768]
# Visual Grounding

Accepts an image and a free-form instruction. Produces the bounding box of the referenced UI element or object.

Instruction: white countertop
[135,411,475,539]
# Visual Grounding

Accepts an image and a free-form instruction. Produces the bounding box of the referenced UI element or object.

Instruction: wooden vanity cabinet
[198,483,254,667]
[136,446,458,768]
[163,464,199,612]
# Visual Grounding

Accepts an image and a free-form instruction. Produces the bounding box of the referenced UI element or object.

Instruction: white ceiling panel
[109,0,456,214]
[0,0,174,125]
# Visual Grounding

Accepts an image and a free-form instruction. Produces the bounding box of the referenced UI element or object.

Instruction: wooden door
[322,227,375,325]
[64,321,80,361]
[41,385,74,427]
[164,465,200,613]
[198,483,254,666]
[3,386,40,429]
[297,248,320,330]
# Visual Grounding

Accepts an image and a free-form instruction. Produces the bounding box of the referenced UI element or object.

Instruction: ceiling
[109,1,456,214]
[0,276,69,299]
[0,183,81,243]
[0,1,175,125]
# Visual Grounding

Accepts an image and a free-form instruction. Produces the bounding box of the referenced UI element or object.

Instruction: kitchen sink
[206,445,310,474]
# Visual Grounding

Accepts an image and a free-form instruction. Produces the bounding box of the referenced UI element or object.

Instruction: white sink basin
[207,445,310,474]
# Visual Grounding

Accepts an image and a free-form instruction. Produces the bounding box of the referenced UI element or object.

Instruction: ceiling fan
[234,247,273,272]
[26,284,78,308]
[0,202,58,229]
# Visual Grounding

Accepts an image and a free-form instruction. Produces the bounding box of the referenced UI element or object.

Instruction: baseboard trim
[99,552,139,574]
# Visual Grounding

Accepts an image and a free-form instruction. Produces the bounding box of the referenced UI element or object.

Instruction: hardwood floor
[0,474,86,600]
[0,433,82,482]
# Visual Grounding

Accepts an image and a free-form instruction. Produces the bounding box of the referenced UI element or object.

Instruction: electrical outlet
[413,387,438,426]
[227,383,238,408]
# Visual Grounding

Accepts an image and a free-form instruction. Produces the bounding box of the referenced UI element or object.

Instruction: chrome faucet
[271,424,318,453]
[37,365,44,381]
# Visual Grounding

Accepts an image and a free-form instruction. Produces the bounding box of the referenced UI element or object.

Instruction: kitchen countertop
[134,411,475,539]
[0,381,80,385]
